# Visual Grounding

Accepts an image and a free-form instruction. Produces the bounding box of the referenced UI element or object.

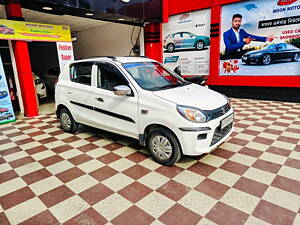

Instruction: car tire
[195,41,204,50]
[292,53,299,62]
[59,107,78,133]
[261,54,272,65]
[167,44,175,52]
[147,127,182,166]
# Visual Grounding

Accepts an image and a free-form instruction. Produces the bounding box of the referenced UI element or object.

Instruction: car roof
[70,56,157,64]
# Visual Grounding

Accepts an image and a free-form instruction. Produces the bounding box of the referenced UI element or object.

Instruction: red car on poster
[0,108,9,113]
[0,25,15,35]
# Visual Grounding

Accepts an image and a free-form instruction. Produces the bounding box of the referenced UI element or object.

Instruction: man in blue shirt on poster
[223,14,274,58]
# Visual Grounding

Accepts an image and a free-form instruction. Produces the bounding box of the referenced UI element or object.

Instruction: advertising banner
[162,9,211,75]
[56,42,74,71]
[0,54,16,125]
[220,0,300,76]
[0,19,71,42]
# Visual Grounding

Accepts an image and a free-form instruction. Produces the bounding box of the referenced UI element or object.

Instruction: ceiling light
[42,6,53,11]
[85,13,94,16]
[121,0,130,2]
[118,18,125,21]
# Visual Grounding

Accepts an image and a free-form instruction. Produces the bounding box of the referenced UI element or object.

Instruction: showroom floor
[0,98,300,225]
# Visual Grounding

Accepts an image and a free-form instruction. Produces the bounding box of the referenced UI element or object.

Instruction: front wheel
[147,128,182,166]
[195,41,204,50]
[167,44,175,52]
[261,54,272,65]
[292,53,299,62]
[59,108,78,133]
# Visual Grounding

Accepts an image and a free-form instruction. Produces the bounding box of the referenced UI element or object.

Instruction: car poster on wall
[220,0,300,76]
[0,54,15,125]
[162,9,211,75]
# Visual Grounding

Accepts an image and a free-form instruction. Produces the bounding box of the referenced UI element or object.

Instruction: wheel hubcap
[263,55,271,64]
[151,135,172,160]
[197,42,204,49]
[168,45,174,51]
[60,112,71,130]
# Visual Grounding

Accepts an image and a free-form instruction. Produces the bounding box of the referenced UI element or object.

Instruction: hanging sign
[0,19,71,42]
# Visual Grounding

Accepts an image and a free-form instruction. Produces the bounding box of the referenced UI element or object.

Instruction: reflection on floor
[0,98,300,225]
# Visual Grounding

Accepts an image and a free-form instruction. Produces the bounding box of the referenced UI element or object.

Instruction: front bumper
[242,55,262,64]
[176,108,234,156]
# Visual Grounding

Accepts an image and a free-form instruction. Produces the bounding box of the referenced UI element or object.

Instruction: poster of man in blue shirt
[223,14,274,59]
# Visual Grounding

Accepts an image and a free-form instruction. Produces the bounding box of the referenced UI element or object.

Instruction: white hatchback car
[55,56,234,165]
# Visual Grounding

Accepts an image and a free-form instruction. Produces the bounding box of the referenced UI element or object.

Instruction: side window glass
[70,62,93,86]
[97,63,128,91]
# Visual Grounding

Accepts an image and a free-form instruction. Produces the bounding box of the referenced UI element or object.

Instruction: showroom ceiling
[0,6,111,32]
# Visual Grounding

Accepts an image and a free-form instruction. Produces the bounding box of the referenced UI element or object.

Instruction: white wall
[73,23,143,59]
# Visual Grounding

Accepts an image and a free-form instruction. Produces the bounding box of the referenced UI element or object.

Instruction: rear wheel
[195,41,204,50]
[261,54,272,65]
[59,108,78,133]
[147,127,182,165]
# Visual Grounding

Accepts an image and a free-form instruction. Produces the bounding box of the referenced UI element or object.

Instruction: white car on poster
[55,57,233,165]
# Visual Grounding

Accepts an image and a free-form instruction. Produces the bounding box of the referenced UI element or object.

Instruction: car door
[173,33,184,48]
[88,62,139,138]
[182,32,194,48]
[275,43,288,60]
[66,61,95,125]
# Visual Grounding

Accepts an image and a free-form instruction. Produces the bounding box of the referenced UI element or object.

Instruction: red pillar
[208,1,221,85]
[5,1,38,117]
[144,23,163,62]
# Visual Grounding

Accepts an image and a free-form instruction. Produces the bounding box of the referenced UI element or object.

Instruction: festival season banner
[0,19,71,42]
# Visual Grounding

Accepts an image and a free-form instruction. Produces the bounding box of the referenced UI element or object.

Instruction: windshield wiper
[159,83,182,90]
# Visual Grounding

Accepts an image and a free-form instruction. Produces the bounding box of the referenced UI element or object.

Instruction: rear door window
[70,62,93,86]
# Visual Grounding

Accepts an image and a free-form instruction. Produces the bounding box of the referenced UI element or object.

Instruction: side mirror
[276,46,282,51]
[113,85,131,96]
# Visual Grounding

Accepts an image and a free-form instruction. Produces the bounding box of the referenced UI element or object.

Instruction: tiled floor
[0,98,300,225]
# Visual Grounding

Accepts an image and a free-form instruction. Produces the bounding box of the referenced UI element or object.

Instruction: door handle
[66,91,72,94]
[96,97,104,102]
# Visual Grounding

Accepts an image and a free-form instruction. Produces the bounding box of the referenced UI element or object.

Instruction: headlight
[177,105,207,123]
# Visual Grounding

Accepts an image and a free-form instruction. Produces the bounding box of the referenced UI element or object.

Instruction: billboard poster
[220,0,300,76]
[0,54,16,125]
[162,9,211,75]
[0,19,71,42]
[56,42,74,71]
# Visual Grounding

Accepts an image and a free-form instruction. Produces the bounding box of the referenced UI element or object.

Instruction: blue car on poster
[163,31,210,53]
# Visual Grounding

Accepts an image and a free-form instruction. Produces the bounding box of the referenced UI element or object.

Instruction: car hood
[153,84,227,110]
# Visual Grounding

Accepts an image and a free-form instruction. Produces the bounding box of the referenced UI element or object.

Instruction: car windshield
[122,62,190,91]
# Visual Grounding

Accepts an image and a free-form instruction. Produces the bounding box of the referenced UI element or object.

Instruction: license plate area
[220,113,234,130]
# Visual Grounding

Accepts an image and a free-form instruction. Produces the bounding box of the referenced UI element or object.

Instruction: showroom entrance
[0,1,148,121]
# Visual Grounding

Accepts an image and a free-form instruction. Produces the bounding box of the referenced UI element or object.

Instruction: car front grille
[210,123,233,147]
[205,103,231,121]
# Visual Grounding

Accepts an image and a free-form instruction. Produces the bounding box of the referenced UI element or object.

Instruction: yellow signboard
[0,19,71,42]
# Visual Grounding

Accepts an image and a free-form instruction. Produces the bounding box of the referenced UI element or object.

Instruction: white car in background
[33,73,47,99]
[55,57,234,165]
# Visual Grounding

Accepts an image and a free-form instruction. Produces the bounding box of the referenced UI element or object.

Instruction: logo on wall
[277,0,298,6]
[179,14,190,20]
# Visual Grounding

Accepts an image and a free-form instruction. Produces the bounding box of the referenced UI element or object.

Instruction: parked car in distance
[0,112,13,121]
[163,32,210,52]
[43,66,60,95]
[0,25,15,35]
[33,73,47,99]
[242,43,300,65]
[55,56,233,165]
